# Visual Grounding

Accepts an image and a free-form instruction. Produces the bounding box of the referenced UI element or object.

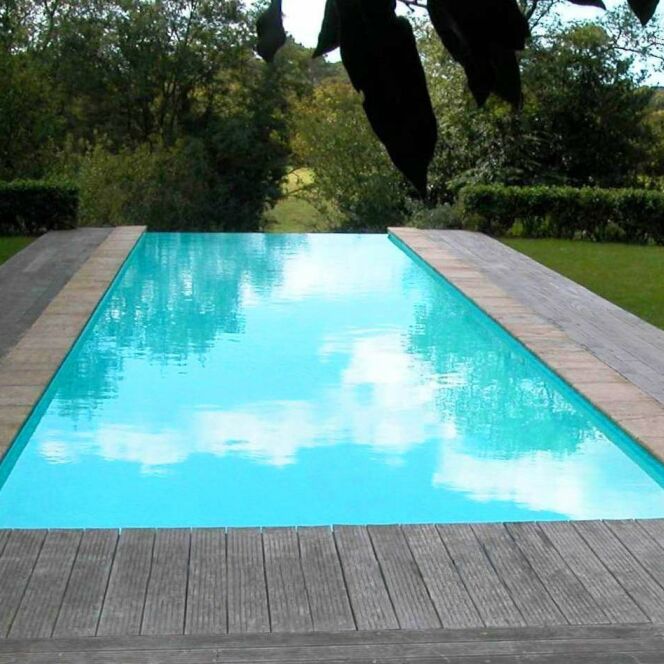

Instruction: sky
[276,0,621,49]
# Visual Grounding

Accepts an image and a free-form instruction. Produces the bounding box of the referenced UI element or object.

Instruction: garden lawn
[265,169,333,233]
[0,237,32,266]
[504,239,664,330]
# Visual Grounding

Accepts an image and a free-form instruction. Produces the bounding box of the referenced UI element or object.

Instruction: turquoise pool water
[1,232,663,528]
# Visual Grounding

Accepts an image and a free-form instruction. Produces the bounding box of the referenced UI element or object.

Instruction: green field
[504,239,664,330]
[265,169,334,233]
[0,237,32,266]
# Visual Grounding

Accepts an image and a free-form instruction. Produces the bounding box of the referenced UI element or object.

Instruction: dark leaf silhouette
[313,0,340,58]
[628,0,660,25]
[336,0,437,195]
[428,0,529,107]
[566,0,606,8]
[256,0,286,62]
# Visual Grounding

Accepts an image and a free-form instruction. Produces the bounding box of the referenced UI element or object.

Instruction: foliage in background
[0,180,78,235]
[0,0,305,230]
[460,184,664,244]
[291,80,408,231]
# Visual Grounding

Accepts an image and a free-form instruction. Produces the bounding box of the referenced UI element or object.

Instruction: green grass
[265,169,335,233]
[0,236,33,265]
[504,239,664,330]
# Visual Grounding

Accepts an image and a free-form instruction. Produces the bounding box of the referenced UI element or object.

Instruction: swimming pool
[0,232,663,528]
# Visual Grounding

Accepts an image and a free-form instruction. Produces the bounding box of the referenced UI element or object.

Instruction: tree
[256,0,661,193]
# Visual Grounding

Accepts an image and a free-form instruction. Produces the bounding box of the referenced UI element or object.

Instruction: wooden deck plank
[298,527,355,632]
[506,523,608,626]
[185,529,227,636]
[606,520,664,591]
[402,524,482,629]
[141,529,190,636]
[97,530,155,636]
[263,528,312,633]
[0,531,46,638]
[53,530,117,638]
[437,524,524,627]
[333,526,399,631]
[227,529,270,634]
[0,532,8,558]
[574,521,664,623]
[9,530,82,639]
[368,526,441,630]
[540,522,648,624]
[0,626,664,663]
[471,524,565,626]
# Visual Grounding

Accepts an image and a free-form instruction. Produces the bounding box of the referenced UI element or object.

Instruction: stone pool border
[389,226,664,465]
[0,226,146,461]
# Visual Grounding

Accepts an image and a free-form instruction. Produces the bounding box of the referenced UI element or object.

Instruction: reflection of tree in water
[54,233,304,417]
[406,279,595,460]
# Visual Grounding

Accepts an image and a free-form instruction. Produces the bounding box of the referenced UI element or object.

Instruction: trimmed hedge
[459,185,664,244]
[0,181,79,235]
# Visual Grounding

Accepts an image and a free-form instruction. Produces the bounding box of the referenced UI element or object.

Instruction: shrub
[0,180,78,235]
[459,185,664,244]
[409,203,465,230]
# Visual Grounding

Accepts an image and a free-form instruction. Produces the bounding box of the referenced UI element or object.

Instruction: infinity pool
[1,233,663,528]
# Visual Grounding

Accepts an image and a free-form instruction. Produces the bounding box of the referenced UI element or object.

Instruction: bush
[459,185,664,244]
[409,203,465,230]
[0,180,78,235]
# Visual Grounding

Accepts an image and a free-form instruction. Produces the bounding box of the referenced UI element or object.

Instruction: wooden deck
[1,521,664,643]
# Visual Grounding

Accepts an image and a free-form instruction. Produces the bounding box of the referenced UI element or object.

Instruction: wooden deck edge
[389,227,664,464]
[0,623,661,657]
[0,226,146,462]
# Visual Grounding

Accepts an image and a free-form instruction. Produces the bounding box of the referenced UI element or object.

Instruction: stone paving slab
[0,226,145,460]
[389,228,664,464]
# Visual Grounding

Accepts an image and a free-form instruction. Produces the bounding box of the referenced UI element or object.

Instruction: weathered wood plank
[367,526,440,630]
[9,530,82,639]
[607,520,664,591]
[298,527,355,632]
[97,529,155,636]
[437,524,524,627]
[0,532,9,557]
[0,531,46,638]
[574,521,664,622]
[263,528,312,633]
[402,524,482,629]
[540,521,647,624]
[227,529,270,634]
[141,529,190,636]
[506,522,607,625]
[53,530,117,638]
[471,524,564,627]
[185,529,227,636]
[334,526,398,631]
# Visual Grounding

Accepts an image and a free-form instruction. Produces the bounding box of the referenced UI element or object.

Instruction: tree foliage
[256,0,661,193]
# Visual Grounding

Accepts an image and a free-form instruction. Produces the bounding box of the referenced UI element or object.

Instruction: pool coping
[0,226,146,461]
[389,226,664,465]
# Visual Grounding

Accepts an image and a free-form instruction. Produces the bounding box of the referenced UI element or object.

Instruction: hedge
[0,180,79,235]
[459,185,664,244]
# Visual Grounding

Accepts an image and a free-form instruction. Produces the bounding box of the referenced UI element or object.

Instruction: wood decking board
[53,530,117,638]
[226,528,270,634]
[298,527,355,632]
[185,528,227,636]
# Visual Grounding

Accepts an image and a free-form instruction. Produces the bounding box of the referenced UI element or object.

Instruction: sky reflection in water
[1,233,663,528]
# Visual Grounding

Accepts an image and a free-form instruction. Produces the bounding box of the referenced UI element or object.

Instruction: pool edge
[388,226,664,465]
[0,226,146,462]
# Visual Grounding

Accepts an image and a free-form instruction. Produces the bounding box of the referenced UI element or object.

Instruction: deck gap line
[93,530,120,637]
[260,529,273,633]
[365,526,401,630]
[469,525,528,626]
[4,531,46,638]
[330,527,359,631]
[182,529,193,636]
[503,523,572,626]
[137,530,157,636]
[295,529,315,633]
[50,529,85,638]
[432,525,484,628]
